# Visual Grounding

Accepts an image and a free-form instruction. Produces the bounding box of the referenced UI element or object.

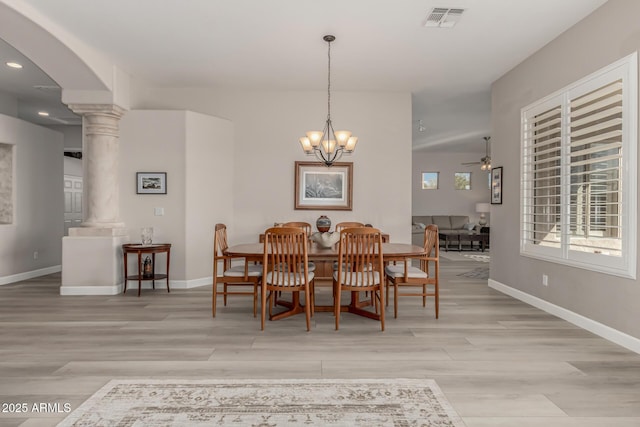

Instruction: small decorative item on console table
[122,243,171,297]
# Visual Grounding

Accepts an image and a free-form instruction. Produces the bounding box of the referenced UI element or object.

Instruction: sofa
[412,215,481,250]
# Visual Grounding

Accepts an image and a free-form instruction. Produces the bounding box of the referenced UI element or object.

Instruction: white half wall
[120,110,234,283]
[0,114,63,281]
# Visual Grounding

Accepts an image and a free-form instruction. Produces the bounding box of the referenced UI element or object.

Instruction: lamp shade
[476,203,490,213]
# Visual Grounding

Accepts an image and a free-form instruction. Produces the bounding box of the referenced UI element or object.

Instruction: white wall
[0,91,17,117]
[120,110,234,283]
[130,87,412,247]
[185,112,234,281]
[412,151,491,224]
[0,114,63,280]
[491,0,640,339]
[47,125,82,151]
[63,156,82,176]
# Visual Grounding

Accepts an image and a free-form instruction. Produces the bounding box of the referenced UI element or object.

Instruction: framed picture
[491,167,502,204]
[136,172,167,194]
[421,172,439,189]
[295,161,353,210]
[454,172,471,190]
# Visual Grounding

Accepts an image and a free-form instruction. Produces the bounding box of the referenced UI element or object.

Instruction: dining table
[225,241,427,322]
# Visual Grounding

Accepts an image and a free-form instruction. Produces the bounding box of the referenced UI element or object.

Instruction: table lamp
[476,203,490,226]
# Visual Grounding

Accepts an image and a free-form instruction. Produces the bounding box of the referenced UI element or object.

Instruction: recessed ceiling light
[6,61,23,69]
[38,111,49,117]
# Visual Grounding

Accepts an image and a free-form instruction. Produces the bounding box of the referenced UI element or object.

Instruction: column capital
[67,104,127,118]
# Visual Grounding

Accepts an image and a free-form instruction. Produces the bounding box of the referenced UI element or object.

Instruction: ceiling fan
[462,136,491,170]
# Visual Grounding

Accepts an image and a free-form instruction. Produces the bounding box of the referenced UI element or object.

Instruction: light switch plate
[154,207,164,216]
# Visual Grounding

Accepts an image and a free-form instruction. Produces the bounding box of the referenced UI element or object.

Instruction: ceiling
[0,0,608,152]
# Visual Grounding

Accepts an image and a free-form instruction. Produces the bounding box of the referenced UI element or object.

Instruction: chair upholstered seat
[224,264,263,277]
[266,271,315,286]
[333,270,380,287]
[384,264,428,279]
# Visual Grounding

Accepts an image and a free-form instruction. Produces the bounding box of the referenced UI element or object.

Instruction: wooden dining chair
[333,227,385,331]
[261,227,314,331]
[385,224,439,319]
[212,223,262,317]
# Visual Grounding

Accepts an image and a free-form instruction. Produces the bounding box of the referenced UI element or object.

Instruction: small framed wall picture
[491,167,502,204]
[137,172,167,194]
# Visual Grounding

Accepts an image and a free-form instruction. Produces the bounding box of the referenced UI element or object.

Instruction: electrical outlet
[33,251,38,260]
[542,274,548,286]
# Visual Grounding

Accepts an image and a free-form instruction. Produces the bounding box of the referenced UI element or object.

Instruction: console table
[439,232,489,252]
[122,243,171,296]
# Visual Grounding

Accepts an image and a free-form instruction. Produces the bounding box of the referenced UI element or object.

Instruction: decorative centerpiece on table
[311,231,340,248]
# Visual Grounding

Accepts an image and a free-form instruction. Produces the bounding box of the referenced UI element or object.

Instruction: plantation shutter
[522,102,563,250]
[568,80,623,257]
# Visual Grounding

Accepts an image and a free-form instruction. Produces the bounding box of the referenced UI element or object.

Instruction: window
[454,172,471,190]
[521,53,637,278]
[421,172,439,189]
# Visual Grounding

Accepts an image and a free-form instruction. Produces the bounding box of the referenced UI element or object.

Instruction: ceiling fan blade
[461,161,481,165]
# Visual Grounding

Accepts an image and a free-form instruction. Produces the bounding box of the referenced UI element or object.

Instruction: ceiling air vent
[423,7,465,28]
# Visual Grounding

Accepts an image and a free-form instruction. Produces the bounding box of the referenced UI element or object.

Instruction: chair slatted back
[214,223,229,256]
[337,227,383,287]
[335,222,365,233]
[283,222,312,238]
[422,224,439,275]
[263,227,309,287]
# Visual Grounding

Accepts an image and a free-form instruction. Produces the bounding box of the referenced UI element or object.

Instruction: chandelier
[299,35,358,167]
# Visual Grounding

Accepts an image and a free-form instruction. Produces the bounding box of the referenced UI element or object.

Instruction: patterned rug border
[58,378,465,427]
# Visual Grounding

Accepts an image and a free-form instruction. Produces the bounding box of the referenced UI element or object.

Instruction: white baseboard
[489,278,640,355]
[60,277,212,296]
[0,265,62,286]
[60,284,122,296]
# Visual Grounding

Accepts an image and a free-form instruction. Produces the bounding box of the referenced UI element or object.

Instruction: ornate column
[61,104,129,295]
[68,104,126,231]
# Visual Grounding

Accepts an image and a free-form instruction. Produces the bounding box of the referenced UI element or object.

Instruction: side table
[122,243,171,296]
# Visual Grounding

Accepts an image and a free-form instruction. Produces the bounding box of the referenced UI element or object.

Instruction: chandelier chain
[327,38,331,120]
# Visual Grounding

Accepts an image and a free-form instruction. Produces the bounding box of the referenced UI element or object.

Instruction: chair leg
[253,283,258,318]
[212,278,217,317]
[260,285,267,331]
[435,283,439,319]
[334,283,342,330]
[223,284,228,306]
[423,284,427,307]
[385,279,390,307]
[310,280,315,316]
[394,284,398,319]
[379,286,385,332]
[304,286,311,332]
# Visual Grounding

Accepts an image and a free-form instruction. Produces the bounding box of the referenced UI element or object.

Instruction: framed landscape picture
[491,167,502,204]
[137,172,167,194]
[294,161,353,210]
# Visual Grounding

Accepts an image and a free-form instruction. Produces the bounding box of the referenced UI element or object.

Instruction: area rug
[57,378,465,426]
[440,251,490,262]
[457,267,490,280]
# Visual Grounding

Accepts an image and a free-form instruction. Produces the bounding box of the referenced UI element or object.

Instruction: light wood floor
[1,258,639,426]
